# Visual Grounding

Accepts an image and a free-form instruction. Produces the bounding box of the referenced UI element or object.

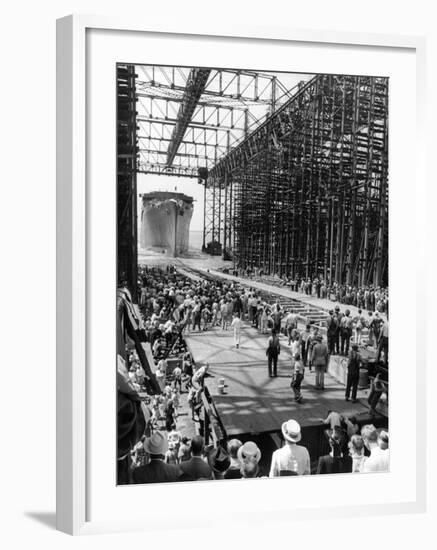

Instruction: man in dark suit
[345,344,362,402]
[179,435,212,480]
[132,431,182,484]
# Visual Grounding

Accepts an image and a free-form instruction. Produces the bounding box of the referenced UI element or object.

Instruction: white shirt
[324,412,342,429]
[269,443,310,476]
[231,317,242,331]
[361,447,389,473]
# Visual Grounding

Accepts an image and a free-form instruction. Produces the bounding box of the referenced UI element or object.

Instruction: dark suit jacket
[132,459,182,484]
[179,456,212,480]
[316,455,352,475]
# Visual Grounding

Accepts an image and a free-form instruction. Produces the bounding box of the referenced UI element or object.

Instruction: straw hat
[281,419,302,443]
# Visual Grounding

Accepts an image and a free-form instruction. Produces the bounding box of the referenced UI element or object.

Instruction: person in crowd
[260,305,269,334]
[207,446,231,480]
[271,304,283,334]
[178,436,191,463]
[353,309,366,345]
[340,309,353,356]
[300,323,312,366]
[322,410,343,430]
[201,304,211,331]
[248,293,258,326]
[348,434,367,473]
[343,415,359,439]
[306,325,319,372]
[369,311,382,345]
[367,311,375,347]
[285,310,298,345]
[290,333,301,362]
[266,329,281,377]
[333,306,342,354]
[269,419,310,476]
[326,310,338,355]
[376,318,389,365]
[345,343,362,403]
[179,435,212,480]
[224,439,243,479]
[172,363,182,392]
[316,429,352,474]
[231,312,243,349]
[378,430,389,451]
[360,424,389,473]
[368,373,388,416]
[290,352,304,403]
[220,299,228,331]
[237,441,262,478]
[165,431,181,465]
[311,335,329,390]
[132,431,182,484]
[165,396,176,432]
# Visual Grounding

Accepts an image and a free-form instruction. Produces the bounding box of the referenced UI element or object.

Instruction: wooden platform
[185,323,372,437]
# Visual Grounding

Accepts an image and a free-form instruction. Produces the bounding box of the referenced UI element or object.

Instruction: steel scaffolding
[207,74,389,286]
[117,64,139,300]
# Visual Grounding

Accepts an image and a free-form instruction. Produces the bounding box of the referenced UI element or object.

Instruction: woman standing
[316,430,352,475]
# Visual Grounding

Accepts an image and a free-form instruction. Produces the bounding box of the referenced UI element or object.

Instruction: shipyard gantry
[117,65,388,298]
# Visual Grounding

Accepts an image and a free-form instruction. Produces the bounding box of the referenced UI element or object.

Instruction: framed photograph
[56,15,427,535]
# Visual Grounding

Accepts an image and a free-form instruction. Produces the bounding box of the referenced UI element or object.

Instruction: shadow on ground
[25,511,56,530]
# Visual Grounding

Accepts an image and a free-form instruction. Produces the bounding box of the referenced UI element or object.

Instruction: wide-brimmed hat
[144,431,168,455]
[237,441,261,464]
[281,419,302,443]
[207,446,231,473]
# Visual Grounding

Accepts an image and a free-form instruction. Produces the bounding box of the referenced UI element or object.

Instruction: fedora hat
[237,441,261,464]
[282,419,302,443]
[144,431,168,455]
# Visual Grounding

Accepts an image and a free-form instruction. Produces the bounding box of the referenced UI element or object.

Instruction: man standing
[132,431,182,484]
[285,310,298,345]
[300,324,312,366]
[266,329,281,377]
[179,435,213,480]
[334,306,342,354]
[231,312,243,349]
[311,335,329,390]
[269,419,310,476]
[345,344,362,402]
[326,310,338,354]
[376,318,389,365]
[340,309,353,356]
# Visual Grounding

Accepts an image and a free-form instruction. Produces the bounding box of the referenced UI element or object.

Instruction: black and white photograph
[116,64,389,485]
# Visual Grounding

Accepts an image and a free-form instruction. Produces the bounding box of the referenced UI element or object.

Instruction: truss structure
[117,65,389,294]
[135,65,295,177]
[207,74,389,286]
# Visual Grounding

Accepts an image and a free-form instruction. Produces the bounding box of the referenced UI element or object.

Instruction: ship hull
[140,193,193,256]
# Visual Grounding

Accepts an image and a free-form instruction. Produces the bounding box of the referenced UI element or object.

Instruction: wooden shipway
[184,322,372,437]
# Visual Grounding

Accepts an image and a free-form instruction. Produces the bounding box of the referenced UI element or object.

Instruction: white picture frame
[56,14,427,535]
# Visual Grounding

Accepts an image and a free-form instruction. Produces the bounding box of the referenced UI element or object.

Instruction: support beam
[166,68,211,167]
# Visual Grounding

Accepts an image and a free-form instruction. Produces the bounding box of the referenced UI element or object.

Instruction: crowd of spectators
[232,266,388,314]
[117,264,389,485]
[129,416,389,484]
